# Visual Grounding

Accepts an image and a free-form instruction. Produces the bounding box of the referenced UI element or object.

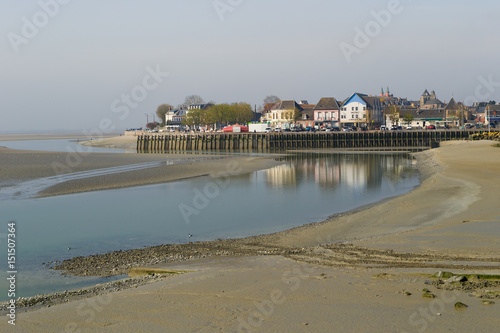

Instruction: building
[313,97,340,127]
[165,103,214,127]
[485,104,500,127]
[295,106,316,128]
[340,93,383,129]
[268,100,303,127]
[419,89,445,109]
[386,108,446,129]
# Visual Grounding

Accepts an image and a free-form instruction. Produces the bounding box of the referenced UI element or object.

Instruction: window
[356,107,358,111]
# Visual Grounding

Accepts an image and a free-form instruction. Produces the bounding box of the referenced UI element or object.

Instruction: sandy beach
[1,137,500,332]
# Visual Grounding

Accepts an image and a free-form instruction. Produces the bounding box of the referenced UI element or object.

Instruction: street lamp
[486,105,491,133]
[145,113,149,125]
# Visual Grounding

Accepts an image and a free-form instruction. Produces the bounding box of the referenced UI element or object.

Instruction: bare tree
[263,95,280,104]
[184,95,205,106]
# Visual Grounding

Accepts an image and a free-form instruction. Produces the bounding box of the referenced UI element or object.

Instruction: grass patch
[493,143,500,148]
[454,302,468,309]
[128,268,187,277]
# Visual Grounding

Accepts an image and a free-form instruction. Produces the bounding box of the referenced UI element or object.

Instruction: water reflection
[266,153,416,191]
[0,151,418,301]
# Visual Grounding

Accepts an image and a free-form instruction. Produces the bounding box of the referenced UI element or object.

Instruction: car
[406,126,413,130]
[426,125,436,130]
[359,127,368,131]
[380,126,388,131]
[264,127,272,133]
[332,127,341,131]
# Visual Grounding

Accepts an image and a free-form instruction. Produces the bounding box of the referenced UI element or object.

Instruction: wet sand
[0,146,283,198]
[1,138,500,332]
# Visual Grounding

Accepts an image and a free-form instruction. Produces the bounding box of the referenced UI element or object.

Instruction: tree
[206,104,231,129]
[387,105,400,126]
[182,108,206,128]
[184,95,205,106]
[293,107,302,121]
[230,103,254,124]
[156,104,173,126]
[403,113,414,126]
[263,95,280,104]
[146,122,159,130]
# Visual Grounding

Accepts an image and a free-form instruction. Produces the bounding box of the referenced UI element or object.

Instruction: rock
[454,302,468,309]
[433,271,455,279]
[445,276,467,283]
[422,293,436,299]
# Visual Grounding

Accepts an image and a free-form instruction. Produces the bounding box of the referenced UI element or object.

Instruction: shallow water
[0,141,419,301]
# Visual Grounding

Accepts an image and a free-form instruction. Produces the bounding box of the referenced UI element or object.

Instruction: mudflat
[1,139,499,332]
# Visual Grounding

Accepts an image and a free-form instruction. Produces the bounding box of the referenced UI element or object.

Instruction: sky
[1,0,499,132]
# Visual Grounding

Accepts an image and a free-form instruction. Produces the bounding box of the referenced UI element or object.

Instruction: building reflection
[265,163,297,188]
[264,153,415,191]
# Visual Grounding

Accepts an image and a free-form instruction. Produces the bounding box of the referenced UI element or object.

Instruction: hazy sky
[1,0,499,132]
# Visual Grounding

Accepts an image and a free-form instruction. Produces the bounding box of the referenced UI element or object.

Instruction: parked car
[359,127,368,131]
[406,126,413,130]
[426,125,436,130]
